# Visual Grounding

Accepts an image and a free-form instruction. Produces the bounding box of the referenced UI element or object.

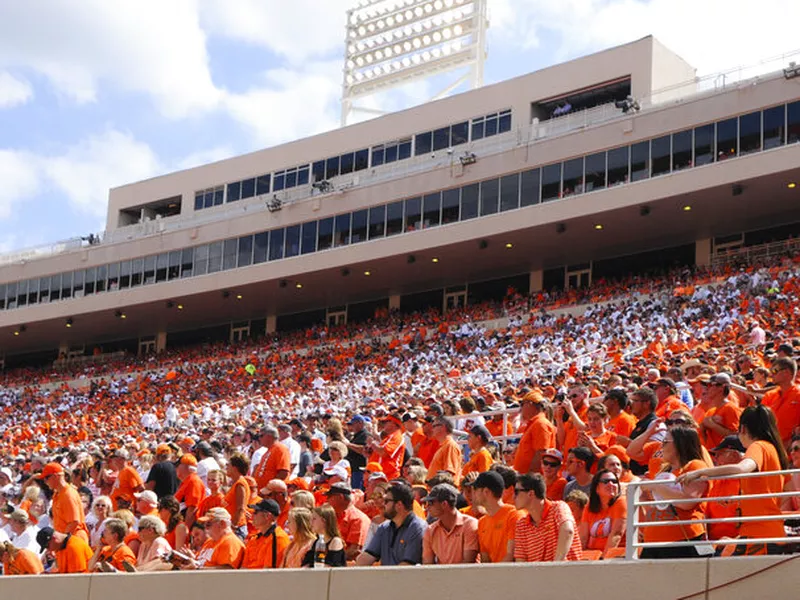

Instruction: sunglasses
[771,368,786,375]
[790,446,800,453]
[598,478,618,485]
[542,460,560,467]
[665,419,689,426]
[568,394,581,400]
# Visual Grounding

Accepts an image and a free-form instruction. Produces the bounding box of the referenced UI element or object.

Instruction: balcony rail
[711,238,800,267]
[1,47,798,267]
[625,468,800,560]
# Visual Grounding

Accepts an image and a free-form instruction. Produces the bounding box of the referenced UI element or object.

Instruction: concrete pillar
[156,331,167,354]
[389,294,401,311]
[695,238,712,268]
[58,342,69,360]
[529,269,543,293]
[266,314,277,334]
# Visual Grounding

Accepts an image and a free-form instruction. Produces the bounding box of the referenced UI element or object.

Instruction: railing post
[625,484,640,560]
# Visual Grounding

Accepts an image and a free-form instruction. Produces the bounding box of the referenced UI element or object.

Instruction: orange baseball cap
[156,444,172,455]
[381,415,403,428]
[179,454,198,466]
[362,461,383,473]
[287,478,310,491]
[520,391,545,404]
[36,462,64,479]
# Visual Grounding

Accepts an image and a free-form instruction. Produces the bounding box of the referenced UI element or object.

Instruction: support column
[389,294,401,311]
[266,314,277,334]
[529,269,543,293]
[58,342,69,360]
[695,238,712,268]
[156,331,167,354]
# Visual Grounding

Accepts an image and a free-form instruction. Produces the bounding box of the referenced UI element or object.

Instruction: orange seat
[580,550,603,561]
[603,547,626,560]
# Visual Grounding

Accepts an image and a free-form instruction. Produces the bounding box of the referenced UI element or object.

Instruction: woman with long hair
[639,426,711,559]
[302,505,345,567]
[579,469,626,554]
[681,405,789,555]
[781,435,800,512]
[283,507,317,568]
[157,495,188,551]
[223,454,250,540]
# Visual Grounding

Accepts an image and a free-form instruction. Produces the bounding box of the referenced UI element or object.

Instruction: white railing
[625,468,800,559]
[712,238,800,267]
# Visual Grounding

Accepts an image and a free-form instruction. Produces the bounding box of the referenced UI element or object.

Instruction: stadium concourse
[1,252,800,575]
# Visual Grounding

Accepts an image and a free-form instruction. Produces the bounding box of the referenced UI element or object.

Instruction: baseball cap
[134,490,158,505]
[361,461,383,473]
[520,391,545,404]
[542,448,563,463]
[709,373,732,386]
[381,415,403,428]
[348,415,367,425]
[36,527,55,552]
[36,463,64,479]
[0,467,12,482]
[326,482,353,496]
[469,471,504,496]
[112,448,130,461]
[250,499,280,516]
[422,483,459,505]
[179,454,198,467]
[368,472,388,483]
[287,478,310,491]
[711,435,745,454]
[155,444,172,455]
[401,413,417,423]
[322,464,349,481]
[655,377,677,391]
[198,507,232,523]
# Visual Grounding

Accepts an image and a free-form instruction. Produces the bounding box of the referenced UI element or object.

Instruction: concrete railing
[3,556,800,600]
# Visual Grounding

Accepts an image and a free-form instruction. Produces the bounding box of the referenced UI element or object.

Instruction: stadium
[1,0,800,597]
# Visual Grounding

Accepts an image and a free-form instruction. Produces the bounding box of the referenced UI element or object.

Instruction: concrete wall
[3,557,799,600]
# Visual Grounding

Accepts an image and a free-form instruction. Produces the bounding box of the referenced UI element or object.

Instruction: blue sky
[0,0,797,253]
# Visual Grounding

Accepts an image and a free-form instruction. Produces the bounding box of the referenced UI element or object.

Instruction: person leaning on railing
[638,426,712,559]
[680,405,789,556]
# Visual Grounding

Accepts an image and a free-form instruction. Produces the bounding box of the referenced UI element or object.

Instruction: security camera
[431,153,436,158]
[446,148,454,155]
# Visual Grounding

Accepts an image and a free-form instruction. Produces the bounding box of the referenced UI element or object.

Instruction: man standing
[654,377,689,419]
[622,387,659,476]
[108,449,144,511]
[512,473,582,562]
[471,471,520,563]
[278,424,301,478]
[194,442,221,490]
[426,417,463,484]
[761,357,800,445]
[422,484,479,564]
[356,482,427,566]
[345,415,370,490]
[241,499,290,569]
[367,415,405,481]
[175,454,206,529]
[253,426,291,489]
[557,385,590,454]
[325,482,370,561]
[145,444,178,499]
[603,389,637,438]
[513,392,555,474]
[37,462,89,541]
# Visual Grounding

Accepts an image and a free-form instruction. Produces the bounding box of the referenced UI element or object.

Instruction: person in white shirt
[278,424,301,478]
[7,509,40,553]
[193,442,221,490]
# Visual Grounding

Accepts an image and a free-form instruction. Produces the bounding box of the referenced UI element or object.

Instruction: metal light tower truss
[341,0,488,126]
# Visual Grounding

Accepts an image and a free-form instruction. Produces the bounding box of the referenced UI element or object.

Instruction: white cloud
[175,145,237,171]
[0,150,40,219]
[0,0,220,117]
[42,130,162,218]
[199,0,351,63]
[0,72,33,108]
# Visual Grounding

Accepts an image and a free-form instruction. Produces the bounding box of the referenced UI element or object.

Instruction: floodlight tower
[341,0,489,126]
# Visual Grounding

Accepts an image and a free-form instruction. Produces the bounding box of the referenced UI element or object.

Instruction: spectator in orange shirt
[367,415,405,480]
[604,389,637,438]
[253,426,292,489]
[108,449,144,511]
[224,453,251,539]
[578,469,626,554]
[261,479,290,529]
[705,435,745,540]
[470,470,520,563]
[566,402,618,457]
[197,470,225,518]
[416,416,442,468]
[174,453,206,529]
[513,392,555,474]
[541,449,567,501]
[187,507,245,569]
[241,499,290,569]
[37,527,94,574]
[426,417,463,484]
[700,373,742,448]
[654,378,690,420]
[37,462,89,540]
[422,483,479,564]
[325,481,371,560]
[0,541,43,575]
[134,490,159,518]
[463,424,494,476]
[89,517,137,572]
[485,401,514,439]
[761,358,800,445]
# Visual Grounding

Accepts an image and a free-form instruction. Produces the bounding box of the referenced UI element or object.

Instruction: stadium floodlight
[341,0,488,126]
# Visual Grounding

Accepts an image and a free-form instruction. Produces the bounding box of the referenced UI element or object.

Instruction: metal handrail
[625,468,800,559]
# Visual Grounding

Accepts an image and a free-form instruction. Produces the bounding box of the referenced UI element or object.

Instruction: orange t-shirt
[655,396,690,420]
[426,436,463,484]
[546,477,567,501]
[486,419,513,439]
[761,384,800,443]
[739,441,784,539]
[642,459,707,543]
[477,504,521,563]
[607,412,637,438]
[205,531,245,569]
[370,429,405,480]
[197,492,225,518]
[702,401,742,449]
[589,430,618,455]
[111,465,144,510]
[223,476,251,527]
[51,484,88,538]
[581,500,627,551]
[175,472,206,509]
[254,443,292,489]
[4,549,43,575]
[514,412,556,474]
[241,526,290,569]
[463,447,493,476]
[417,436,441,468]
[562,404,589,454]
[54,534,94,574]
[98,543,137,570]
[706,478,740,540]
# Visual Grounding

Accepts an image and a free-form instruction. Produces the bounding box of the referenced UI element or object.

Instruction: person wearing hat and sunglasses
[705,435,746,541]
[421,483,479,564]
[426,417,463,485]
[241,499,290,569]
[367,414,405,480]
[700,373,742,450]
[36,462,90,542]
[326,481,370,561]
[108,448,144,511]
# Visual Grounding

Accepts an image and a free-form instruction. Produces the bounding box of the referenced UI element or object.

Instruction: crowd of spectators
[1,252,799,574]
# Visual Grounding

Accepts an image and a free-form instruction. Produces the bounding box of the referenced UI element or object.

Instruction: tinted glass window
[238,236,253,267]
[763,105,785,149]
[222,240,237,271]
[541,163,562,201]
[386,201,404,236]
[562,158,584,196]
[253,232,268,264]
[631,141,650,182]
[228,181,241,202]
[285,225,301,257]
[433,127,450,151]
[351,209,368,243]
[442,188,460,223]
[717,118,738,159]
[404,197,422,231]
[368,205,386,239]
[480,178,499,216]
[256,175,270,195]
[318,217,334,250]
[739,111,761,155]
[584,153,606,191]
[334,214,351,247]
[240,178,256,199]
[694,124,714,166]
[269,229,285,260]
[520,169,541,206]
[415,131,433,155]
[651,135,671,176]
[789,101,800,143]
[451,122,469,146]
[207,243,222,273]
[460,184,478,220]
[301,221,317,254]
[500,173,519,212]
[672,130,692,171]
[423,192,441,228]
